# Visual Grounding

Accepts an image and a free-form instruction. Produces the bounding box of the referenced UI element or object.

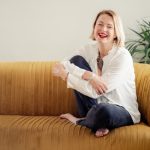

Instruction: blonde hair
[90,10,125,47]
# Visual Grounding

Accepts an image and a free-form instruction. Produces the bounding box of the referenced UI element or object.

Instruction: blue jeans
[70,55,133,132]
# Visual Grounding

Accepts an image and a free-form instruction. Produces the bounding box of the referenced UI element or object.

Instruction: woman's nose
[101,26,107,32]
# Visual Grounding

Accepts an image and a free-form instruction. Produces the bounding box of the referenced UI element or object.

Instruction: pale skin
[52,13,116,137]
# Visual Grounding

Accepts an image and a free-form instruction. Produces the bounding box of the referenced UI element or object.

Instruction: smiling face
[93,14,116,46]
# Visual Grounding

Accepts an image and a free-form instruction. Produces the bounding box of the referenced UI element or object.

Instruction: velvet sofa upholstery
[0,62,150,150]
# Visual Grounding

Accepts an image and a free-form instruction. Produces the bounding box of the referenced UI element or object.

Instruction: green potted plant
[126,20,150,64]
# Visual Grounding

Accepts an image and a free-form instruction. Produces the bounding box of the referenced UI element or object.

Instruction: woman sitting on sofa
[52,9,141,137]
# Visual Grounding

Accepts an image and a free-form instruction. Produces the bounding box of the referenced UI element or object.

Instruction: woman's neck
[98,43,113,57]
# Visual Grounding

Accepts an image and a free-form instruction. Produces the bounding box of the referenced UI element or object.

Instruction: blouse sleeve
[67,73,101,99]
[61,44,90,79]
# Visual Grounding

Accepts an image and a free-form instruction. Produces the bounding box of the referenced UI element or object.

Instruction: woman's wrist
[61,71,69,81]
[82,71,94,81]
[88,73,94,81]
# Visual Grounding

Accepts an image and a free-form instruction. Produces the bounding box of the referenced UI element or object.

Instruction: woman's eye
[107,26,113,29]
[98,24,103,26]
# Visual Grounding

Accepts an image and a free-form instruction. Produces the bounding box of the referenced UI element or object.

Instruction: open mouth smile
[98,33,108,38]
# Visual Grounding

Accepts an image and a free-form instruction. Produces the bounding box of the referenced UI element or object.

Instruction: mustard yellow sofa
[0,62,150,150]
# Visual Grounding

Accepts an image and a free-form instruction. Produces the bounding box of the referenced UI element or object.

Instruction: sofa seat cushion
[0,115,150,150]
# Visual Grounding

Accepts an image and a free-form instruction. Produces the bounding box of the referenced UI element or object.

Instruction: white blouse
[61,42,141,124]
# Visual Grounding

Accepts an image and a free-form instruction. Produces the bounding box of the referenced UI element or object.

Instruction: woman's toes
[103,128,109,135]
[60,114,65,118]
[95,128,109,137]
[95,130,103,137]
[60,113,70,119]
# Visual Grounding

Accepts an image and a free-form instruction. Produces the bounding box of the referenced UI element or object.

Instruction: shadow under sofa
[0,62,150,150]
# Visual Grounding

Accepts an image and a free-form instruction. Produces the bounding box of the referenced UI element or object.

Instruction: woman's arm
[61,60,86,79]
[52,63,107,98]
[67,73,103,98]
[60,44,93,79]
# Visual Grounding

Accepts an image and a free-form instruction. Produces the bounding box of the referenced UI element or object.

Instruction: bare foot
[95,128,109,137]
[60,113,80,124]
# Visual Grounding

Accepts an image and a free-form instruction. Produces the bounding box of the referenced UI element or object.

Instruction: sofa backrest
[0,62,77,116]
[134,63,150,125]
[0,62,150,126]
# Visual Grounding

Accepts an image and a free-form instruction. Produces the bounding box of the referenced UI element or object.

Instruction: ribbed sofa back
[0,62,150,126]
[0,62,77,116]
[134,63,150,125]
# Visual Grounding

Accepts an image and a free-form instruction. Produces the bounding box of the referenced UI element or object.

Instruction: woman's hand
[89,74,107,95]
[52,63,68,81]
[82,71,107,95]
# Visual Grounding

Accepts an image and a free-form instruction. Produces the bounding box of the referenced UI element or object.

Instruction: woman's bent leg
[70,55,97,117]
[73,90,97,117]
[77,103,133,133]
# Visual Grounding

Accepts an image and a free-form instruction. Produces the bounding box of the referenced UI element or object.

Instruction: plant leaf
[126,19,150,64]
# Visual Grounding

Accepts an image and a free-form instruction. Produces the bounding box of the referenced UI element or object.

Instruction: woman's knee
[85,104,112,121]
[70,55,86,65]
[83,104,111,131]
[96,103,113,119]
[70,55,92,71]
[82,104,113,132]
